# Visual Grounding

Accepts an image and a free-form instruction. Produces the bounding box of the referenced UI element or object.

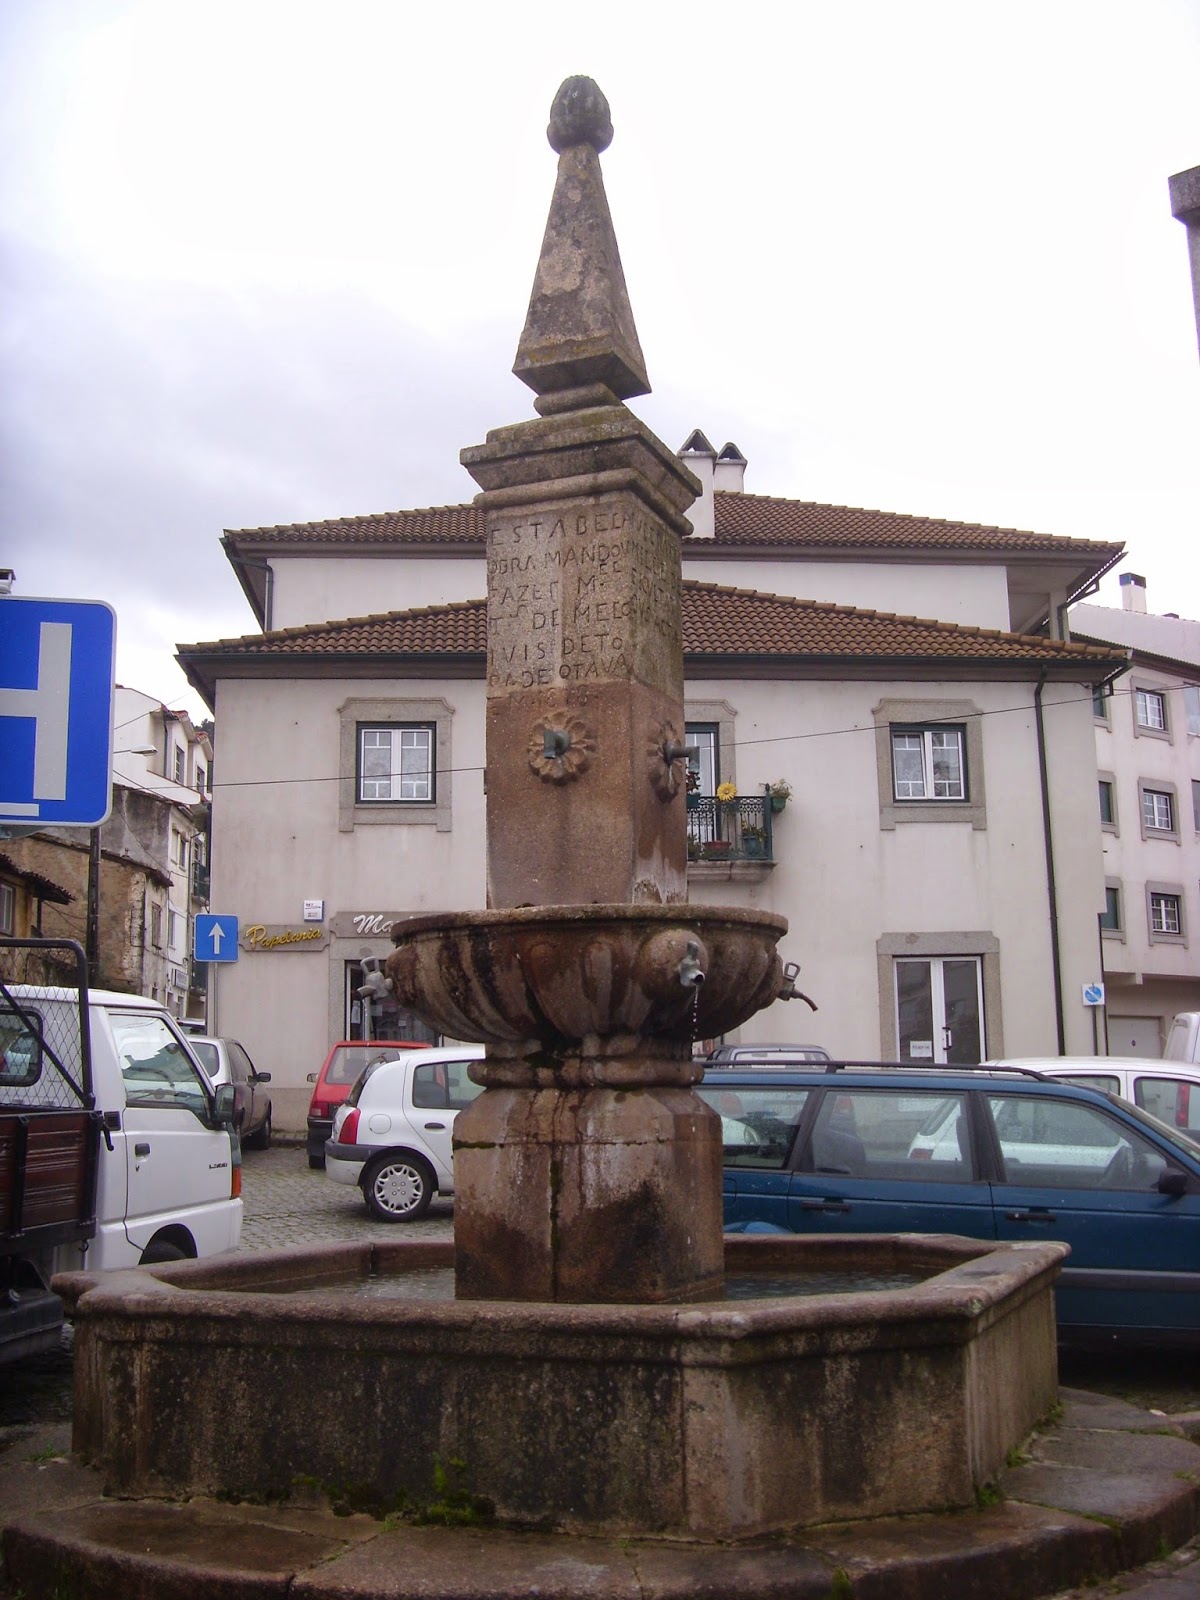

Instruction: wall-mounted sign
[303,899,325,922]
[239,923,329,953]
[329,912,418,939]
[1082,982,1106,1008]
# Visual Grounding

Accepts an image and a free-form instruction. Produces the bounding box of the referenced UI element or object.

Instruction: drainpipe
[1034,673,1066,1054]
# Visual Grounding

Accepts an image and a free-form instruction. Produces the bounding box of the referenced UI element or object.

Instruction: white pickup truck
[1,939,242,1363]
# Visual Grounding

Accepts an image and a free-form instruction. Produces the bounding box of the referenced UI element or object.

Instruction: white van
[986,1056,1200,1139]
[1,982,242,1359]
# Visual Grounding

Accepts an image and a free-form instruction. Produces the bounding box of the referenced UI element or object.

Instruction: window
[695,1083,811,1169]
[1141,787,1175,834]
[1099,884,1122,933]
[1193,780,1200,831]
[0,882,14,936]
[111,1011,208,1117]
[338,698,453,832]
[891,727,966,801]
[1149,892,1182,937]
[358,724,434,803]
[814,1090,973,1182]
[172,829,188,868]
[986,1094,1168,1191]
[196,763,207,795]
[167,907,181,952]
[173,745,186,784]
[150,903,163,950]
[1092,684,1110,720]
[1186,686,1200,736]
[873,699,986,830]
[1134,688,1167,734]
[685,724,719,796]
[1097,779,1115,828]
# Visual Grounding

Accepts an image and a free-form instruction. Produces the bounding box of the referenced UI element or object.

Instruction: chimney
[1169,164,1200,361]
[713,441,747,494]
[1119,572,1148,613]
[678,429,716,538]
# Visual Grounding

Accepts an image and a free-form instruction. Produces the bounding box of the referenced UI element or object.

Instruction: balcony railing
[686,790,775,864]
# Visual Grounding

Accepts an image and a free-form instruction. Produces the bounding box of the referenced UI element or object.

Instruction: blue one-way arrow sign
[0,595,117,826]
[195,915,239,963]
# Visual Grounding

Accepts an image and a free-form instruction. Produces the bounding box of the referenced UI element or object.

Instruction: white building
[179,440,1129,1129]
[1069,574,1200,1053]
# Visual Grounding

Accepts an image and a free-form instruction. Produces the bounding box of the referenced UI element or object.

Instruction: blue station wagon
[698,1066,1200,1344]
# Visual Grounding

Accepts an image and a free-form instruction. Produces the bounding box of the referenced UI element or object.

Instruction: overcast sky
[2,0,1198,723]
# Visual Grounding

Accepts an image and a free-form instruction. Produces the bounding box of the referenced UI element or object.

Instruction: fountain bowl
[385,903,789,1070]
[56,1231,1063,1540]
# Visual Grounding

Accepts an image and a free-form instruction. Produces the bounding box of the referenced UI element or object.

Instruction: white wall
[270,556,483,630]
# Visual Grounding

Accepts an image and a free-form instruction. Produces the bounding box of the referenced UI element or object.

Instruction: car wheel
[362,1152,434,1222]
[249,1108,272,1151]
[308,1151,325,1170]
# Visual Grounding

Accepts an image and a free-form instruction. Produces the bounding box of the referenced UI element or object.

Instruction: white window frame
[0,882,15,936]
[891,727,966,802]
[1148,890,1183,939]
[1133,686,1170,740]
[357,724,435,804]
[167,906,181,954]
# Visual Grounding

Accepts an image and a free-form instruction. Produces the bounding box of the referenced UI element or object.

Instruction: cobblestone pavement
[239,1138,454,1250]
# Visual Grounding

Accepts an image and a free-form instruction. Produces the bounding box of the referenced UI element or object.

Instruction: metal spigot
[779,960,817,1011]
[677,940,706,989]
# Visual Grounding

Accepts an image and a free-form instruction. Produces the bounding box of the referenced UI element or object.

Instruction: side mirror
[254,1071,272,1084]
[307,1072,319,1083]
[1157,1167,1188,1197]
[212,1083,237,1125]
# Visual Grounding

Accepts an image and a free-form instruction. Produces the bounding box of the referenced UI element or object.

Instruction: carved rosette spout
[648,720,690,801]
[528,715,596,784]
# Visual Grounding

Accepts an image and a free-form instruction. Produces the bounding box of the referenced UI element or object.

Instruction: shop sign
[239,923,329,953]
[329,912,415,938]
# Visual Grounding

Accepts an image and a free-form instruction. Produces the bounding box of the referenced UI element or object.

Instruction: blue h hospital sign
[0,596,117,828]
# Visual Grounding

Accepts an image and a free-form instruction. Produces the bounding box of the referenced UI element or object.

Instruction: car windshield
[191,1041,219,1078]
[326,1046,391,1085]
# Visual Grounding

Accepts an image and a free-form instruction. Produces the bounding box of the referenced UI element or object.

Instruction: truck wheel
[362,1153,434,1221]
[139,1238,189,1265]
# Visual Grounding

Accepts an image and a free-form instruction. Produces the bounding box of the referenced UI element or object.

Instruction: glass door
[894,957,984,1065]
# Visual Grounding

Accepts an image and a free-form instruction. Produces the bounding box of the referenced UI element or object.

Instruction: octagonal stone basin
[57,1232,1064,1539]
[384,903,789,1059]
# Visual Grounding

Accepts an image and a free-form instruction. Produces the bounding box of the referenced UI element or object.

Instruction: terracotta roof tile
[223,492,1121,561]
[708,491,1121,558]
[179,585,1126,670]
[224,505,484,547]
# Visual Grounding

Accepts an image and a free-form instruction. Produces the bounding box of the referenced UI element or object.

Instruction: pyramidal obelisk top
[512,76,650,407]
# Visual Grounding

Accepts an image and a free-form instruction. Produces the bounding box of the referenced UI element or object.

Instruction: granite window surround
[1132,685,1170,741]
[1099,879,1123,939]
[1138,779,1179,843]
[1146,884,1186,944]
[1098,774,1117,832]
[873,699,986,831]
[338,696,454,833]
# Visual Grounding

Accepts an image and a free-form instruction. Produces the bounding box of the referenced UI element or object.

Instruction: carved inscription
[486,500,681,691]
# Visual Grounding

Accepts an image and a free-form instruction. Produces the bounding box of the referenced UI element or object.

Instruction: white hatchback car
[325,1045,485,1220]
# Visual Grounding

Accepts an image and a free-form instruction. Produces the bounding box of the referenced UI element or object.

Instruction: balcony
[191,860,210,901]
[686,790,776,867]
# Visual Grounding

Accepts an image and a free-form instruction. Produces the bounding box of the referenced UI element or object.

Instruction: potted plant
[741,825,767,858]
[769,779,792,814]
[702,838,732,860]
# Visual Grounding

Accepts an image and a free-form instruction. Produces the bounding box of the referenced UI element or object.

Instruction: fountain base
[56,1232,1063,1540]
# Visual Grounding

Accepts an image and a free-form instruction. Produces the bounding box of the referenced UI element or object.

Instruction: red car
[306,1041,425,1168]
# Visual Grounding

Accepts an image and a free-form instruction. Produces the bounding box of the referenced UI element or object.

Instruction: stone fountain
[53,77,1063,1549]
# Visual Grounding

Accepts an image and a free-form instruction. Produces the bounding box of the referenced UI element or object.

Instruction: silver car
[190,1036,273,1149]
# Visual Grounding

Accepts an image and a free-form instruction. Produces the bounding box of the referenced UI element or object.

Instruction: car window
[191,1040,219,1079]
[443,1060,483,1109]
[328,1047,381,1085]
[228,1043,254,1085]
[1133,1076,1199,1136]
[111,1012,209,1116]
[986,1093,1168,1190]
[0,1010,42,1087]
[1054,1073,1121,1095]
[696,1084,810,1168]
[805,1089,973,1181]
